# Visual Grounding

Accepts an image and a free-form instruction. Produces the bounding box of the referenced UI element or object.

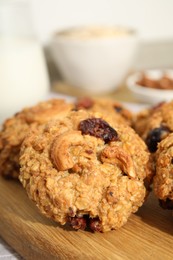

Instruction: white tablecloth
[0,237,20,259]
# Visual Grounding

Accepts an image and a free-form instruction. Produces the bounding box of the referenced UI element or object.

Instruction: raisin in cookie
[75,97,133,126]
[0,99,74,178]
[19,110,152,232]
[154,134,173,210]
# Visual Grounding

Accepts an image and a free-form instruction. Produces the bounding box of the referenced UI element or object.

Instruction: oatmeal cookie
[133,102,166,138]
[133,101,173,153]
[154,134,173,210]
[0,99,74,178]
[19,110,151,232]
[75,97,133,126]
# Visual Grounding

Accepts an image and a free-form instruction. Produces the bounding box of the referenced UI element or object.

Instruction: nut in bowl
[126,69,173,104]
[50,25,138,93]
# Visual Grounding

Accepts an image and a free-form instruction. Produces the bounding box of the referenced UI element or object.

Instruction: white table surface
[0,237,20,259]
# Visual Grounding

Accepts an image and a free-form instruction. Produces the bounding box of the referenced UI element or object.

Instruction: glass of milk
[0,0,50,123]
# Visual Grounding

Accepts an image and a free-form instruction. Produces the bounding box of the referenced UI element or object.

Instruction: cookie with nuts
[19,110,152,232]
[154,133,173,210]
[0,99,74,179]
[75,97,133,126]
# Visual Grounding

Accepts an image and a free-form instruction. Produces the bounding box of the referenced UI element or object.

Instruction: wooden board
[0,176,172,260]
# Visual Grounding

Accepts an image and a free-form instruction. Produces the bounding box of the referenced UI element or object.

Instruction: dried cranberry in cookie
[79,118,118,143]
[89,218,102,232]
[75,97,94,110]
[68,216,87,230]
[146,126,170,153]
[19,110,152,232]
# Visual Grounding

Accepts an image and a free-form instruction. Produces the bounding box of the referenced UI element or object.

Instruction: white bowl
[126,70,173,104]
[49,25,138,93]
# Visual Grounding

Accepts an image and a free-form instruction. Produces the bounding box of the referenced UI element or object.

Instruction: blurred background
[0,1,173,257]
[1,0,173,122]
[30,0,173,68]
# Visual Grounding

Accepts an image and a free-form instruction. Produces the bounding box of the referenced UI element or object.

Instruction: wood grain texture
[0,176,172,260]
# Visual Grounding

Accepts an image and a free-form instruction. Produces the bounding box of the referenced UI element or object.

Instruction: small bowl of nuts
[126,69,173,104]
